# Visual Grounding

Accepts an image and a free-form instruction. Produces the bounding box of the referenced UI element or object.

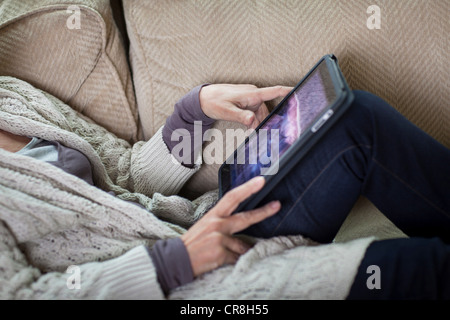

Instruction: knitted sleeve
[0,221,165,300]
[162,84,215,167]
[129,85,214,195]
[127,128,200,196]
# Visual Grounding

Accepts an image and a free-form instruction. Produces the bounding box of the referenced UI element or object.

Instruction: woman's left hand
[199,84,292,129]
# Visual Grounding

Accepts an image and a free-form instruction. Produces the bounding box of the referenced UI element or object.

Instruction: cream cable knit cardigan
[0,77,374,300]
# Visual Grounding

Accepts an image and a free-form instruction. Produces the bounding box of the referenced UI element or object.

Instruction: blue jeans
[242,90,450,299]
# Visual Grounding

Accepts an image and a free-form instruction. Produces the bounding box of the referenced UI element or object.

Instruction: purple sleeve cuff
[162,84,215,167]
[148,238,194,295]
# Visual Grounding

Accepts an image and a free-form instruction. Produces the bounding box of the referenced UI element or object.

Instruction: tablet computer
[218,54,354,213]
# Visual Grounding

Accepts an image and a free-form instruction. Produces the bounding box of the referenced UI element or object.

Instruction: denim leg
[347,237,450,300]
[242,90,450,243]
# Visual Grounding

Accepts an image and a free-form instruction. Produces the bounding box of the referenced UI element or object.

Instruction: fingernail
[270,201,281,209]
[246,113,254,124]
[253,176,265,185]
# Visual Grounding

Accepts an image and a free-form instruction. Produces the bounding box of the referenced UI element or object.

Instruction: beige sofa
[1,0,448,242]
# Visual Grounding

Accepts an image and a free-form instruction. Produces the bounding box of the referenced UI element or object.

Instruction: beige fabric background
[124,0,448,241]
[0,0,139,142]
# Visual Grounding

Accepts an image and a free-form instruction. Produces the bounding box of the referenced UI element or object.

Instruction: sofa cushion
[0,0,138,142]
[123,0,448,240]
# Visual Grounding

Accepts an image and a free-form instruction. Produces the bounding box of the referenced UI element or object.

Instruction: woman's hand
[199,84,292,129]
[181,176,281,277]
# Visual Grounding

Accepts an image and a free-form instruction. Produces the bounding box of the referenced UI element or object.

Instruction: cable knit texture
[0,77,374,299]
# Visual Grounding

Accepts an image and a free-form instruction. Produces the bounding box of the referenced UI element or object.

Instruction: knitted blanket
[0,77,373,299]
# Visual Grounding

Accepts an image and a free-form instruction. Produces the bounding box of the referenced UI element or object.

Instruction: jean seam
[372,158,450,218]
[270,144,372,238]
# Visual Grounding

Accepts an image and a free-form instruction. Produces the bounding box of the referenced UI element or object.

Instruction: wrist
[199,84,213,119]
[198,84,215,122]
[149,238,194,295]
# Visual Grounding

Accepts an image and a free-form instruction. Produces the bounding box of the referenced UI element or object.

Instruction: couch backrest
[125,0,449,144]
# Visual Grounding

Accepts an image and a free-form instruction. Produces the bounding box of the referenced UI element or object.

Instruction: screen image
[226,60,337,191]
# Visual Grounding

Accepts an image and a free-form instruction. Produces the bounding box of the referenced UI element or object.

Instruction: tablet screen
[223,59,338,192]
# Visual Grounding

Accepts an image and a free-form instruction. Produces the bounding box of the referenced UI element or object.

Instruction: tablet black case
[218,54,354,213]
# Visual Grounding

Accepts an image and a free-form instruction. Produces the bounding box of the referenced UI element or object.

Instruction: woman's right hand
[181,176,281,277]
[199,84,292,130]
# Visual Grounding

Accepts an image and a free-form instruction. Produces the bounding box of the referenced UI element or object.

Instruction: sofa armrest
[0,0,138,142]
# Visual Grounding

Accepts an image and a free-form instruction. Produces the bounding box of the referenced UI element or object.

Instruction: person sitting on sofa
[0,80,449,300]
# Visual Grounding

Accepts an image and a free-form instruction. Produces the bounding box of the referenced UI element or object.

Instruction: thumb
[226,105,255,127]
[242,111,256,127]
